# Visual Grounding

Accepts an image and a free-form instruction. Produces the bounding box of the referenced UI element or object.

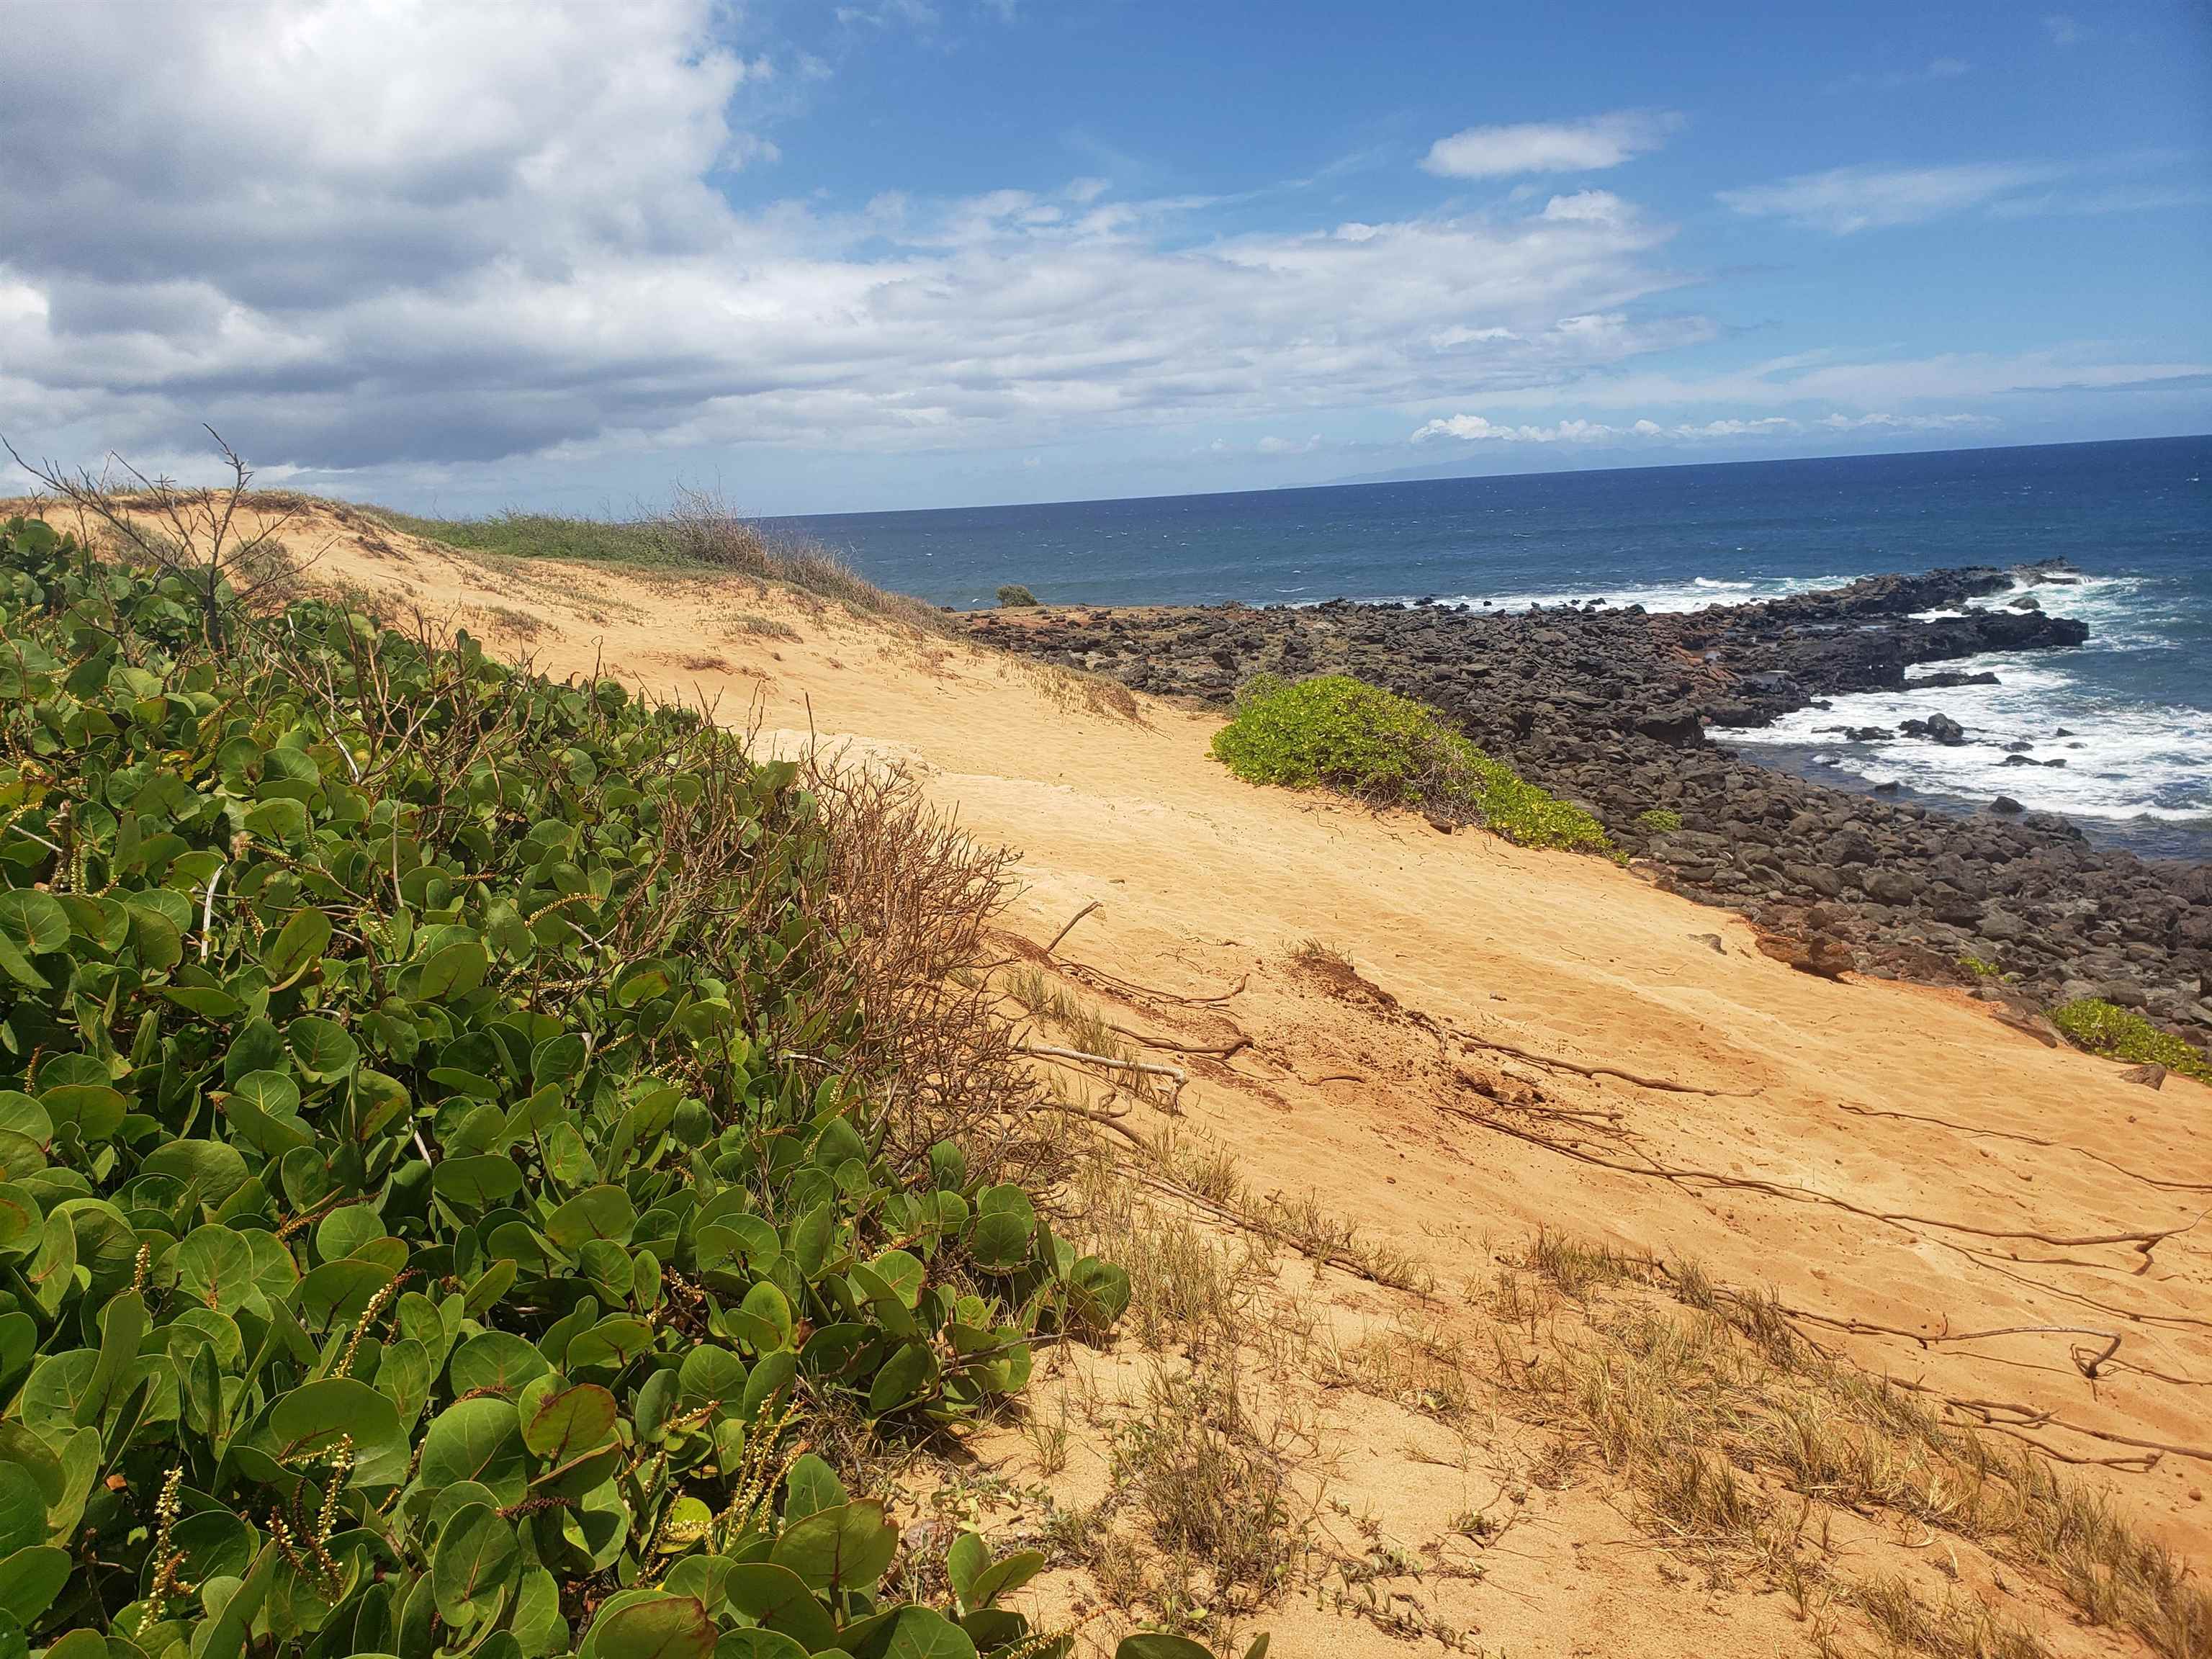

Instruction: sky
[0,0,2207,516]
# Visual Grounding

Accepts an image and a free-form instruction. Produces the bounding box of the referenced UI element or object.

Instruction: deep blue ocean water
[773,437,2211,856]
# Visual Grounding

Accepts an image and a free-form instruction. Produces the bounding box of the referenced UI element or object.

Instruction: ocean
[775,437,2212,859]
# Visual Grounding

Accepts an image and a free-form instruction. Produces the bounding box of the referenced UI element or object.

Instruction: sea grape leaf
[521,1383,618,1462]
[431,1502,521,1628]
[768,1500,898,1596]
[419,1397,529,1506]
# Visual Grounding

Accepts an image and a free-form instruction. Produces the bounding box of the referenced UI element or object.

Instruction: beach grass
[374,487,953,631]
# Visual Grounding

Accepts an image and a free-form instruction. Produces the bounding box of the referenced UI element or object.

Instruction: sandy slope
[17,499,2210,1655]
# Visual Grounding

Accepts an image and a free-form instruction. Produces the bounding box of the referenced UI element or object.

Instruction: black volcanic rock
[1910,670,2002,689]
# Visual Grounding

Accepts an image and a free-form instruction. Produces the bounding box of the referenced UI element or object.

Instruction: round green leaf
[521,1383,618,1461]
[419,937,490,1002]
[448,1332,549,1400]
[768,1500,897,1595]
[583,1593,714,1659]
[287,1016,359,1081]
[0,1544,68,1623]
[432,1154,523,1210]
[271,1377,402,1468]
[0,1462,46,1555]
[546,1185,636,1251]
[262,907,333,981]
[431,1502,520,1629]
[419,1398,528,1506]
[174,1226,258,1314]
[0,891,68,956]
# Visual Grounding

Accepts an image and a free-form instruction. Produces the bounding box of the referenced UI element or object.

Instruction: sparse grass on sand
[374,485,953,633]
[1211,672,1616,855]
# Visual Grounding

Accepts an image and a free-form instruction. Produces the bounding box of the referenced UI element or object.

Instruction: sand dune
[17,497,2208,1657]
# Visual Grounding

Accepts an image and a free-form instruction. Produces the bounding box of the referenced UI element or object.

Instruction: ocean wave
[1350,558,2206,826]
[1917,573,2178,652]
[1730,663,2212,822]
[1399,572,1857,615]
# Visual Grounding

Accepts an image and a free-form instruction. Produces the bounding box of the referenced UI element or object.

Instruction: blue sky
[1,0,2206,513]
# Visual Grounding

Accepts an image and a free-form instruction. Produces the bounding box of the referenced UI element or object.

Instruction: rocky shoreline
[966,565,2212,1053]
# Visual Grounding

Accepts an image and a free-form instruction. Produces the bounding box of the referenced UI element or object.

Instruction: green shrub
[1635,808,1683,835]
[0,516,1146,1658]
[995,584,1040,608]
[1956,953,2003,980]
[1209,674,1614,856]
[2050,999,2212,1083]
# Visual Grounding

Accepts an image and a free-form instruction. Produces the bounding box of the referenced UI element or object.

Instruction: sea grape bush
[1210,673,1615,857]
[0,517,1143,1659]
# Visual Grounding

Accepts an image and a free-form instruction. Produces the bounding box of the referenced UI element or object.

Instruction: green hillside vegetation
[0,516,1222,1659]
[1210,674,1615,857]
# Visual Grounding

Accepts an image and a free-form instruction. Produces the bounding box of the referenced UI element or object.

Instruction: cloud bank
[0,1,1711,482]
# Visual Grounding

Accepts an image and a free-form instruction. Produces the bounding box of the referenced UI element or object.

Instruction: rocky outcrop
[966,564,2211,1052]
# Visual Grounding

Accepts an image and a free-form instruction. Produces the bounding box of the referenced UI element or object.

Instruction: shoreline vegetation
[4,472,2210,1659]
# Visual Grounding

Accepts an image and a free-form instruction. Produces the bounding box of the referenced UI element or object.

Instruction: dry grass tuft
[1846,1575,2051,1659]
[803,755,1064,1189]
[1102,1361,1307,1636]
[372,484,953,634]
[1018,656,1148,726]
[479,603,549,641]
[729,611,804,642]
[659,485,953,634]
[1284,938,1399,1011]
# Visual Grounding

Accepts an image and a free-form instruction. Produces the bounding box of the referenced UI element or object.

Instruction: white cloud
[1719,162,2067,233]
[1411,414,1618,444]
[1539,189,1631,225]
[1415,409,2004,446]
[1421,111,1681,179]
[1255,433,1323,454]
[2045,14,2087,45]
[1646,417,1801,438]
[1415,413,1805,444]
[1820,411,1992,431]
[0,1,1715,481]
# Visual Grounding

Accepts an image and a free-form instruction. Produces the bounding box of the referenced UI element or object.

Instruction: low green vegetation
[2050,998,2212,1083]
[1956,953,2004,980]
[994,585,1039,608]
[1209,674,1614,856]
[0,516,1236,1659]
[372,508,674,568]
[1634,807,1683,835]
